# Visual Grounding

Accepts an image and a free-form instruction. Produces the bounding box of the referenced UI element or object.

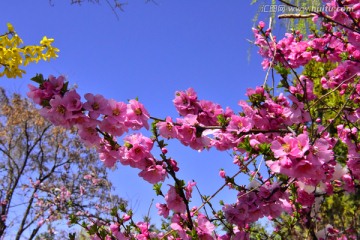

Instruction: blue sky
[1,0,273,227]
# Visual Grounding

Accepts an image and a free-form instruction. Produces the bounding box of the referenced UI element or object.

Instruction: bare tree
[48,0,158,19]
[0,88,124,240]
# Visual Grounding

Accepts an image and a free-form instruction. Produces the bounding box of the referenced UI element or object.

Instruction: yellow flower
[0,23,59,79]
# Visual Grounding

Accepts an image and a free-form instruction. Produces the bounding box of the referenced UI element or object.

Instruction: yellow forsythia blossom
[0,23,59,78]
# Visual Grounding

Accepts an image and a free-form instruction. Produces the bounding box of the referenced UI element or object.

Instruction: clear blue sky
[1,0,272,225]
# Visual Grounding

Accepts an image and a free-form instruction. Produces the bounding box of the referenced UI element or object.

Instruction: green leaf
[31,73,45,84]
[274,64,290,76]
[110,206,118,216]
[339,51,349,61]
[68,233,76,240]
[99,229,108,238]
[153,183,163,196]
[69,214,79,224]
[88,224,99,235]
[119,202,127,212]
[238,136,252,152]
[60,81,69,95]
[259,143,271,154]
[217,114,227,127]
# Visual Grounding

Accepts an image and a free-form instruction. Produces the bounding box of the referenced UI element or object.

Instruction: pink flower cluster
[27,77,170,185]
[254,6,360,92]
[160,84,316,157]
[268,132,335,181]
[223,181,291,229]
[26,0,360,238]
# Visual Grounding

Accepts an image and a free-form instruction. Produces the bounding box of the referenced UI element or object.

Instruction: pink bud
[161,147,168,154]
[122,214,131,222]
[169,159,179,172]
[258,21,265,29]
[219,169,226,178]
[84,174,92,180]
[110,223,120,233]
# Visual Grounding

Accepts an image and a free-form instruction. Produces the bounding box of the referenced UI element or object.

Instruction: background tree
[252,0,322,34]
[48,0,157,19]
[249,0,360,236]
[263,60,360,239]
[0,87,125,240]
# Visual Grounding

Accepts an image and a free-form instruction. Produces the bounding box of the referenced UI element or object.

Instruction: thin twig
[306,74,358,110]
[278,14,316,19]
[320,78,360,136]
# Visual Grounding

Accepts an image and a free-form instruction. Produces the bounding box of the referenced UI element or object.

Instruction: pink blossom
[271,133,309,159]
[83,93,110,119]
[76,117,101,147]
[227,115,254,133]
[342,174,355,192]
[47,75,65,93]
[165,185,186,213]
[170,215,191,240]
[98,139,122,168]
[157,117,178,139]
[270,156,323,180]
[184,181,196,200]
[136,221,149,237]
[347,158,360,180]
[283,95,310,124]
[63,90,82,111]
[99,116,128,137]
[296,189,315,207]
[195,213,215,240]
[126,99,150,130]
[173,88,199,116]
[223,203,249,228]
[28,75,65,105]
[138,164,167,184]
[211,131,238,151]
[40,95,74,127]
[122,133,153,166]
[91,178,101,185]
[197,100,224,125]
[176,114,211,150]
[107,99,127,121]
[27,84,51,105]
[156,203,169,218]
[309,138,333,164]
[348,31,360,48]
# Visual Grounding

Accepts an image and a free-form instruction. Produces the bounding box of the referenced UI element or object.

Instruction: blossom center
[166,123,173,131]
[56,105,66,115]
[113,108,120,116]
[92,102,100,110]
[135,108,142,116]
[282,143,290,153]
